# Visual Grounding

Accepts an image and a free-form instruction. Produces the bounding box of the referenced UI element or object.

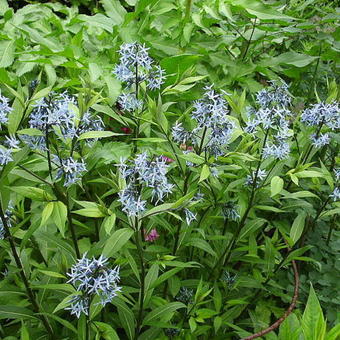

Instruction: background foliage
[0,0,339,339]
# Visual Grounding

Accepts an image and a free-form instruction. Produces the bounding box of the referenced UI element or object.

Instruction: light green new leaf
[270,176,284,197]
[0,40,15,68]
[40,202,54,226]
[302,284,326,340]
[78,131,123,140]
[199,164,210,183]
[101,0,126,25]
[9,186,53,202]
[89,62,102,83]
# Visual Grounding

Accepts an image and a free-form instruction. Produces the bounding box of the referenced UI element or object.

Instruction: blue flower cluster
[0,94,12,125]
[66,254,121,318]
[172,85,235,158]
[117,152,173,216]
[0,95,15,167]
[54,156,86,187]
[245,169,267,187]
[245,82,292,160]
[0,203,13,240]
[184,208,196,225]
[113,42,166,112]
[24,92,103,150]
[301,102,339,148]
[330,168,340,202]
[222,202,240,221]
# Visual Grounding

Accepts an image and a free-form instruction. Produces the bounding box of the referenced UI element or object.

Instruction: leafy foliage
[0,0,339,339]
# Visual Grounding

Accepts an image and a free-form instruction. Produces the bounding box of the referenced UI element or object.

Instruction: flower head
[0,94,12,126]
[66,254,121,318]
[54,157,86,187]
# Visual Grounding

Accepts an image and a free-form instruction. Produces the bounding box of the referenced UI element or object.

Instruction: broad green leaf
[17,128,44,136]
[89,62,102,83]
[93,321,120,340]
[278,313,301,340]
[290,212,307,245]
[302,284,325,340]
[270,176,284,197]
[51,201,67,237]
[102,228,134,257]
[40,202,54,227]
[102,213,116,235]
[101,0,126,25]
[9,186,53,202]
[199,164,210,182]
[0,40,15,68]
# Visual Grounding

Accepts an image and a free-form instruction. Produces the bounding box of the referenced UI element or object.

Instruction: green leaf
[89,62,102,83]
[78,131,123,140]
[51,201,67,237]
[143,302,186,325]
[112,299,135,340]
[93,321,120,340]
[226,0,294,20]
[102,214,116,235]
[9,186,53,202]
[39,312,77,334]
[73,204,107,218]
[270,52,318,68]
[101,0,126,25]
[302,284,326,340]
[290,212,307,245]
[149,268,183,289]
[199,164,210,183]
[0,306,37,320]
[17,128,44,136]
[21,324,30,340]
[179,152,205,165]
[38,270,66,279]
[142,203,174,218]
[0,40,15,68]
[102,228,134,257]
[278,313,301,340]
[40,202,54,226]
[270,176,284,197]
[326,323,340,340]
[185,238,217,257]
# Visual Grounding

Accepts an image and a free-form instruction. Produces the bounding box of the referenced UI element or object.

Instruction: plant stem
[0,200,54,339]
[212,128,270,279]
[135,222,146,338]
[242,18,257,61]
[65,192,81,258]
[326,215,335,245]
[184,0,193,22]
[17,164,52,186]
